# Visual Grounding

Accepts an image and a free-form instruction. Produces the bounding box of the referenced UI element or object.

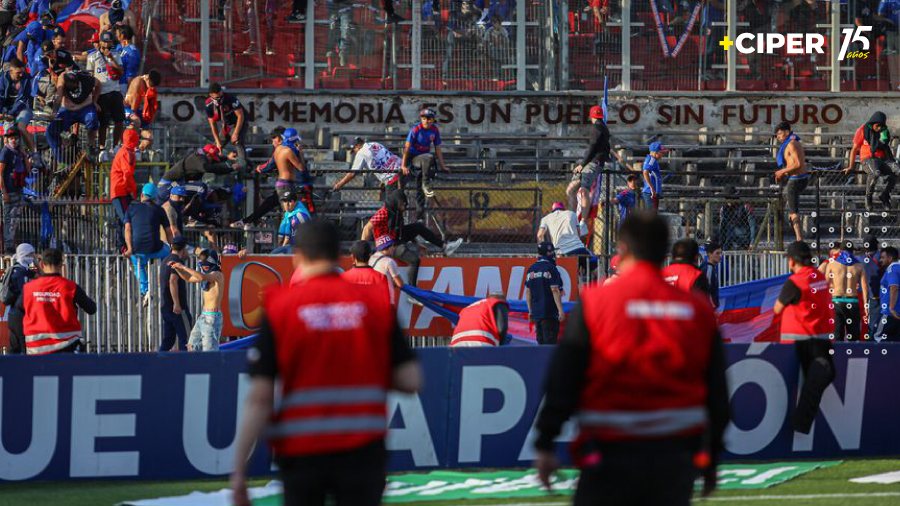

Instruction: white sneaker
[406,296,424,307]
[443,238,463,256]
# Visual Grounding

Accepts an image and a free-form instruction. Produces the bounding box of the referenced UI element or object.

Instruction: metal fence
[113,0,896,92]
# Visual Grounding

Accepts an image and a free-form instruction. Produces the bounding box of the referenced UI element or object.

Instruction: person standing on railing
[567,106,625,226]
[87,30,124,149]
[114,25,139,93]
[534,212,728,503]
[641,141,667,212]
[3,242,36,354]
[20,247,96,355]
[124,183,172,305]
[48,70,101,164]
[774,241,835,434]
[773,122,808,243]
[169,248,224,351]
[109,128,138,254]
[400,108,450,222]
[205,83,249,170]
[159,235,190,352]
[0,129,29,254]
[845,111,897,212]
[525,242,565,345]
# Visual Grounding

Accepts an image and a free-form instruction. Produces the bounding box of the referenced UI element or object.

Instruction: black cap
[100,31,115,44]
[538,241,555,256]
[343,136,364,151]
[172,235,188,247]
[279,189,297,202]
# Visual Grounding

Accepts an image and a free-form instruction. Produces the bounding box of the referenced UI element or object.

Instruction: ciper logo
[720,26,871,61]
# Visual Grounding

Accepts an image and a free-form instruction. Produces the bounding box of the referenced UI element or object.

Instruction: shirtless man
[123,70,161,132]
[773,122,808,243]
[98,0,138,38]
[273,127,314,213]
[169,248,224,351]
[819,244,870,340]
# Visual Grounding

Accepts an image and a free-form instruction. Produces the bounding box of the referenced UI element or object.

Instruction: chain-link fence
[108,0,899,92]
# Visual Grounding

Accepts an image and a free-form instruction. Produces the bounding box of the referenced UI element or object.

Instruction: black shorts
[277,440,386,506]
[833,300,860,341]
[97,91,126,124]
[783,176,809,214]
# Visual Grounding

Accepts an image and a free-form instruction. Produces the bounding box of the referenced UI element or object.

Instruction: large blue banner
[1,343,898,481]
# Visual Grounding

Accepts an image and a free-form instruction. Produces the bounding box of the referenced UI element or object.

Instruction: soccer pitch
[5,460,900,506]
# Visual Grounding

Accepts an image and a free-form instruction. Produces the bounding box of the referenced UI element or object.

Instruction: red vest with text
[780,265,833,342]
[23,275,82,355]
[451,298,507,347]
[661,262,702,293]
[578,262,716,443]
[341,266,392,305]
[264,273,394,457]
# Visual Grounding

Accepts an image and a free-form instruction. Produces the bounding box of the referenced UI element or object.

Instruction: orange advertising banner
[221,255,579,337]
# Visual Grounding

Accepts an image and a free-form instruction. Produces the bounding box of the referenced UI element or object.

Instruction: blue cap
[141,183,157,197]
[170,185,188,197]
[649,141,667,152]
[282,128,300,143]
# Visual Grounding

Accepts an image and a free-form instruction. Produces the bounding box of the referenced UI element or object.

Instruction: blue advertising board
[0,343,898,481]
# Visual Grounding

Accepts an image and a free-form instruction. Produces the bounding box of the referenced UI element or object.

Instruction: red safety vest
[341,266,393,305]
[661,262,702,293]
[23,275,82,355]
[264,273,394,457]
[451,298,507,347]
[577,262,716,443]
[780,266,833,342]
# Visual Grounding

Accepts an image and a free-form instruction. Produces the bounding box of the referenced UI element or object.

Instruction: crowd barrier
[0,343,895,481]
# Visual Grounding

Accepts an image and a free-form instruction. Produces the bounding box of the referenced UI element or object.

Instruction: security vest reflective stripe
[780,265,833,343]
[264,273,393,457]
[578,407,707,437]
[451,298,506,347]
[23,275,82,356]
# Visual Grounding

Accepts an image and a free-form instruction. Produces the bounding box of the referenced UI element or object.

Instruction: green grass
[4,461,900,506]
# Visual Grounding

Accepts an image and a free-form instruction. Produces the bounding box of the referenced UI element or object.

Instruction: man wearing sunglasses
[400,108,451,221]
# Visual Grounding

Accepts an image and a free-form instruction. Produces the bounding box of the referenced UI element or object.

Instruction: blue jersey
[2,29,28,63]
[642,155,661,194]
[879,0,900,25]
[881,261,900,315]
[615,189,637,227]
[24,21,52,65]
[117,44,140,84]
[405,123,441,156]
[524,257,563,320]
[277,204,311,243]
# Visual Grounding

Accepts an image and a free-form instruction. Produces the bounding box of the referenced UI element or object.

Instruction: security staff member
[662,238,711,297]
[450,294,509,347]
[19,248,97,355]
[534,212,729,505]
[341,240,392,305]
[231,220,422,506]
[525,242,565,345]
[773,241,835,434]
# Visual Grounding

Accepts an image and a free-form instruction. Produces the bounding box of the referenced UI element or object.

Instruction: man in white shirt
[86,31,124,148]
[331,137,403,193]
[537,201,589,255]
[369,236,404,301]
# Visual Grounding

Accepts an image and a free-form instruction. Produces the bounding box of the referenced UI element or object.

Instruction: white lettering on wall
[387,393,439,467]
[70,375,142,477]
[458,366,526,463]
[183,373,251,475]
[0,377,58,480]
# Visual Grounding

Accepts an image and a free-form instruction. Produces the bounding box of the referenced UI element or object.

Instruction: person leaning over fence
[124,183,172,303]
[48,70,101,164]
[875,246,900,341]
[169,248,224,352]
[400,108,451,221]
[525,242,565,345]
[773,122,808,243]
[110,127,138,253]
[3,242,36,354]
[331,137,405,197]
[537,201,597,275]
[159,235,191,352]
[272,189,311,255]
[205,83,249,170]
[662,238,712,300]
[700,242,723,309]
[845,111,897,211]
[773,241,836,434]
[451,294,510,347]
[641,141,667,211]
[0,57,34,154]
[361,189,462,288]
[19,247,96,355]
[534,211,728,504]
[0,128,29,254]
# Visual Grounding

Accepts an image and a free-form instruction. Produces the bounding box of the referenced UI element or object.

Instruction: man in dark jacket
[4,242,37,354]
[566,105,625,228]
[0,57,33,153]
[846,111,897,211]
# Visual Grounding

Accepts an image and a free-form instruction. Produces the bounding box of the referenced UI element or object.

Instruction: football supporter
[169,248,225,351]
[819,243,870,341]
[205,82,249,169]
[332,137,404,195]
[641,141,667,211]
[773,122,808,242]
[231,127,284,229]
[567,105,624,224]
[400,108,450,221]
[845,111,897,211]
[875,246,900,341]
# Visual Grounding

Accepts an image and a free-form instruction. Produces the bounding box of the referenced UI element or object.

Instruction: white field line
[454,491,900,506]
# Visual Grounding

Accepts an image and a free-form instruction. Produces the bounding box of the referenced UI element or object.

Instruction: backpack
[0,264,18,306]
